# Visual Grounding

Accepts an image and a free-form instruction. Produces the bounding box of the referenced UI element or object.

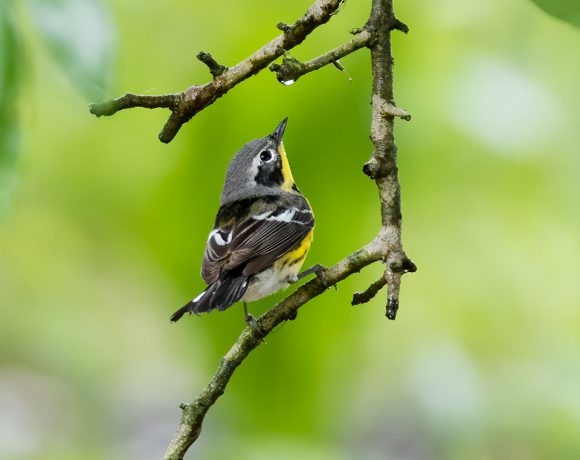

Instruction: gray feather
[220,137,283,206]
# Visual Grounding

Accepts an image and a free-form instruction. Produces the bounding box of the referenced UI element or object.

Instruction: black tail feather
[213,277,249,311]
[169,304,190,322]
[170,276,249,322]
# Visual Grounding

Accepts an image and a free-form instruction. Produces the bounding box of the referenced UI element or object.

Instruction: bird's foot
[297,264,331,288]
[245,313,259,330]
[243,303,265,337]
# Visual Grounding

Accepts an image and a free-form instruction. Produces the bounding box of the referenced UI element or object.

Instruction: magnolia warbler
[171,118,320,325]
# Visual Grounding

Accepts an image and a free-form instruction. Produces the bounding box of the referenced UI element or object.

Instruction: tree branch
[196,52,228,78]
[164,239,385,460]
[362,0,415,320]
[352,274,387,305]
[269,29,372,84]
[89,0,345,143]
[379,99,412,121]
[162,1,416,458]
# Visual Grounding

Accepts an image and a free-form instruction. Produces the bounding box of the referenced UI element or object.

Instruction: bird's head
[220,118,298,205]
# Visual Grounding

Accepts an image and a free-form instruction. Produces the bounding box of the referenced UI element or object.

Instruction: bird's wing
[201,205,314,284]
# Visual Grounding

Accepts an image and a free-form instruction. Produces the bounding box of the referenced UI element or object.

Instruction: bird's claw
[297,264,330,288]
[245,313,261,332]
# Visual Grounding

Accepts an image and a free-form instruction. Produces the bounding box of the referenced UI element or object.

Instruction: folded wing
[202,203,314,284]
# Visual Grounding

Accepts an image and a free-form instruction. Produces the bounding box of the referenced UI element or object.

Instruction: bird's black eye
[260,150,273,162]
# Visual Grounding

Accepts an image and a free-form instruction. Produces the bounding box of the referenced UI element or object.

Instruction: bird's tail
[170,276,249,322]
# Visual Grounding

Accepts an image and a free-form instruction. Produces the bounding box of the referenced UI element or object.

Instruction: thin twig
[89,0,344,143]
[89,93,178,116]
[196,51,228,78]
[267,14,408,89]
[352,275,387,305]
[380,100,412,121]
[269,29,372,83]
[363,0,415,320]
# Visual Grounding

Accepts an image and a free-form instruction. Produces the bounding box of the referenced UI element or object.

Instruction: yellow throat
[277,142,296,192]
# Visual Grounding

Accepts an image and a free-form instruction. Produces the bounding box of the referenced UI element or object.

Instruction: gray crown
[220,119,288,206]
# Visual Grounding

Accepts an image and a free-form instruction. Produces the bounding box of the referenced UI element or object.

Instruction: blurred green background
[1,0,578,459]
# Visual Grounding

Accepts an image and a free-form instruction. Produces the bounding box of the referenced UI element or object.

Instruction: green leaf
[25,0,116,101]
[528,0,580,29]
[0,0,21,219]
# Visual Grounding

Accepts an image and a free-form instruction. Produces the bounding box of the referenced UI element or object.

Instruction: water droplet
[281,79,295,86]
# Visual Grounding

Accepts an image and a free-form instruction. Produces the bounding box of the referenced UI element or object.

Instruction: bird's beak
[271,117,288,146]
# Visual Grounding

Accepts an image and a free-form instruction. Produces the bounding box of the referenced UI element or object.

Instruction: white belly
[241,262,302,302]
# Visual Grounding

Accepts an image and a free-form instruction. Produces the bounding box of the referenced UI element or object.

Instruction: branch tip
[402,257,417,273]
[159,110,186,144]
[352,276,388,305]
[277,22,292,32]
[89,98,121,117]
[386,298,399,320]
[270,52,304,84]
[271,28,371,86]
[391,18,409,34]
[332,60,345,71]
[196,51,228,78]
[381,101,411,121]
[362,157,389,179]
[362,163,373,177]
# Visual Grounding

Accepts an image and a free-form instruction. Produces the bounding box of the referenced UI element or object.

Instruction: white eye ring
[259,150,273,162]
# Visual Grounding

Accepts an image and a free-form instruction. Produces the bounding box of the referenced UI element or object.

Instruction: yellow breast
[243,230,314,302]
[277,229,314,269]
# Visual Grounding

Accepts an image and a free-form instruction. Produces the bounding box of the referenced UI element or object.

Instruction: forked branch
[162,1,415,458]
[164,240,385,459]
[269,28,372,83]
[89,0,345,143]
[89,0,416,458]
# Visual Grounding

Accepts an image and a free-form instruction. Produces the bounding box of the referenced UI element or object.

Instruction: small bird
[171,118,318,325]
